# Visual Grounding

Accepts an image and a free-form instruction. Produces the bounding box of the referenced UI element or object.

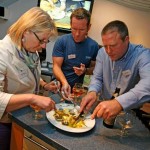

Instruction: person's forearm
[53,66,68,86]
[6,94,33,112]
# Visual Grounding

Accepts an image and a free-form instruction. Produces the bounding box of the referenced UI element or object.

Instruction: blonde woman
[0,7,58,149]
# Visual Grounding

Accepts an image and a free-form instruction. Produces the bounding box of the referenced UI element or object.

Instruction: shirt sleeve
[52,37,65,57]
[91,43,100,61]
[88,49,104,93]
[0,92,13,119]
[117,49,150,110]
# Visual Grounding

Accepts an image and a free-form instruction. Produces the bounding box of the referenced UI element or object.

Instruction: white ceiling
[107,0,150,12]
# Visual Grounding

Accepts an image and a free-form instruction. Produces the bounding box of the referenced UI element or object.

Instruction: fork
[54,80,75,104]
[54,80,64,101]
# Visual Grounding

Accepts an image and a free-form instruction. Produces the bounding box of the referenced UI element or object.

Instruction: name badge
[18,69,28,79]
[68,54,76,59]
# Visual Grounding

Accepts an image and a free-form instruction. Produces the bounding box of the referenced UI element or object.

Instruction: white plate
[46,103,95,133]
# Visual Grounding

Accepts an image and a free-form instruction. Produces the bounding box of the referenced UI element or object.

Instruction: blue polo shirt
[52,34,99,88]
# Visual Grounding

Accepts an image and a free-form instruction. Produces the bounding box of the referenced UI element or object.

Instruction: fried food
[53,108,86,128]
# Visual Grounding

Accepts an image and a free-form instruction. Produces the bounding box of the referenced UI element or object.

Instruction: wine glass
[30,91,43,120]
[116,110,136,137]
[72,83,85,106]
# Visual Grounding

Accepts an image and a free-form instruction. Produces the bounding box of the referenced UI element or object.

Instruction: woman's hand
[31,94,56,112]
[43,81,60,93]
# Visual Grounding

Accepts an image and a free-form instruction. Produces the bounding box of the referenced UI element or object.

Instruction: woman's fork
[54,80,64,101]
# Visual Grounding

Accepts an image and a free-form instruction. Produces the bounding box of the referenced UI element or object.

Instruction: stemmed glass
[30,91,43,120]
[116,110,136,137]
[72,83,85,106]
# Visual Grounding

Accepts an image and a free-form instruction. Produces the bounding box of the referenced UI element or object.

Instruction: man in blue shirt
[52,8,99,98]
[80,20,150,123]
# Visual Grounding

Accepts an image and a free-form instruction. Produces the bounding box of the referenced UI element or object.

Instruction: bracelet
[42,83,48,91]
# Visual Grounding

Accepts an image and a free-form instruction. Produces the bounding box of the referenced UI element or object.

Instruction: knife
[74,111,85,121]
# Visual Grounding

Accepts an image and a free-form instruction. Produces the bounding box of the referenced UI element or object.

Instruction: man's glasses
[32,31,50,45]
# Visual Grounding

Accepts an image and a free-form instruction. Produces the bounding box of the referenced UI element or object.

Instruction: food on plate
[53,108,86,128]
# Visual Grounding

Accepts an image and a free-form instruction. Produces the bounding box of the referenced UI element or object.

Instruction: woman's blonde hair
[8,7,57,49]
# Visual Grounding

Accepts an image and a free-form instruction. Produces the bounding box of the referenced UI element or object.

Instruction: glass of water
[116,110,136,137]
